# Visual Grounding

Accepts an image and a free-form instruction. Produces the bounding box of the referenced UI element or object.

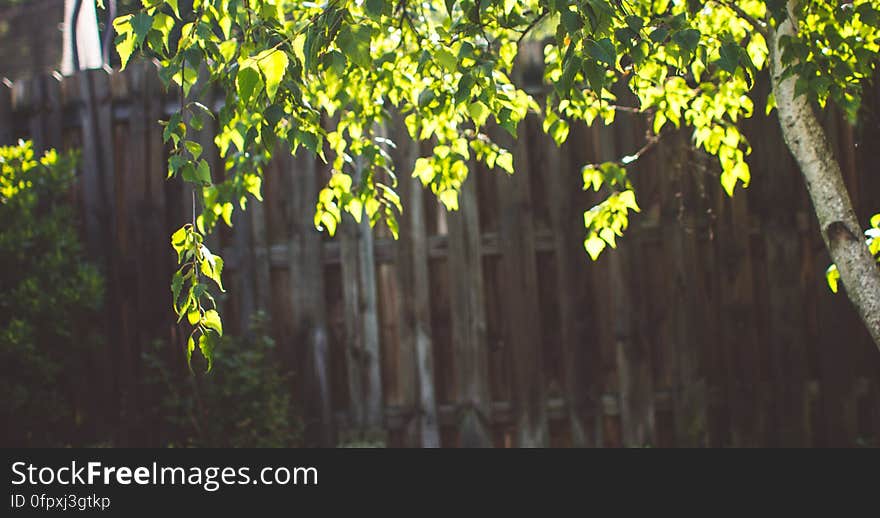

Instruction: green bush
[0,140,104,447]
[141,312,302,448]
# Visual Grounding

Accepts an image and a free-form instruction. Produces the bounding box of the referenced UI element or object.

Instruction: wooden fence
[2,62,879,447]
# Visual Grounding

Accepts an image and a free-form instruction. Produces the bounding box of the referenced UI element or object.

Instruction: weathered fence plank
[339,162,385,442]
[391,118,441,448]
[494,123,548,447]
[714,169,763,446]
[541,118,594,447]
[448,164,493,447]
[659,131,708,447]
[594,114,654,448]
[287,150,334,446]
[42,74,63,150]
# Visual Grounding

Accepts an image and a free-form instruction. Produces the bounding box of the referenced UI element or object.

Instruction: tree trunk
[61,0,104,75]
[769,3,880,351]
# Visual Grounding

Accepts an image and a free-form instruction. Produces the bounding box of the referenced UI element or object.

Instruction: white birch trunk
[61,0,104,75]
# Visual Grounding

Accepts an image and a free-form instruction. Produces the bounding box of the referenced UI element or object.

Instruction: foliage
[141,312,302,447]
[171,222,225,372]
[111,0,880,356]
[0,140,104,446]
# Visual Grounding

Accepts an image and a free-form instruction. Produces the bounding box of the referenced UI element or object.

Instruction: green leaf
[673,29,701,60]
[258,49,289,102]
[213,255,226,290]
[439,190,459,211]
[131,12,154,48]
[556,54,581,95]
[600,227,617,248]
[560,9,583,33]
[337,25,373,69]
[418,88,436,108]
[619,190,640,212]
[185,141,203,159]
[548,119,569,145]
[171,270,184,311]
[151,12,175,50]
[826,264,840,294]
[181,163,198,183]
[195,159,211,184]
[219,40,238,62]
[649,27,669,43]
[365,0,385,19]
[186,335,195,368]
[203,309,223,336]
[625,15,644,32]
[765,92,777,115]
[496,151,514,174]
[435,48,458,72]
[168,154,186,178]
[202,254,225,291]
[720,170,737,197]
[583,59,606,94]
[171,225,188,260]
[115,34,136,70]
[584,234,607,260]
[318,211,338,236]
[717,43,740,74]
[468,101,490,127]
[586,38,616,66]
[413,157,434,185]
[236,66,263,104]
[166,0,180,19]
[187,307,201,325]
[112,15,136,69]
[163,113,183,144]
[857,4,879,26]
[198,332,217,373]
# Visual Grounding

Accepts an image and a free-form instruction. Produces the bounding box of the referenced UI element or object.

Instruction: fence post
[391,118,440,448]
[608,112,657,448]
[44,74,64,151]
[22,77,45,151]
[288,150,334,446]
[73,67,126,442]
[541,120,595,447]
[650,130,708,447]
[249,196,272,315]
[714,151,762,447]
[448,162,492,447]
[493,123,549,447]
[340,162,384,443]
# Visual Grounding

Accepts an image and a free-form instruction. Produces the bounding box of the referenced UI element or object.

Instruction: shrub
[141,312,302,448]
[0,140,104,446]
